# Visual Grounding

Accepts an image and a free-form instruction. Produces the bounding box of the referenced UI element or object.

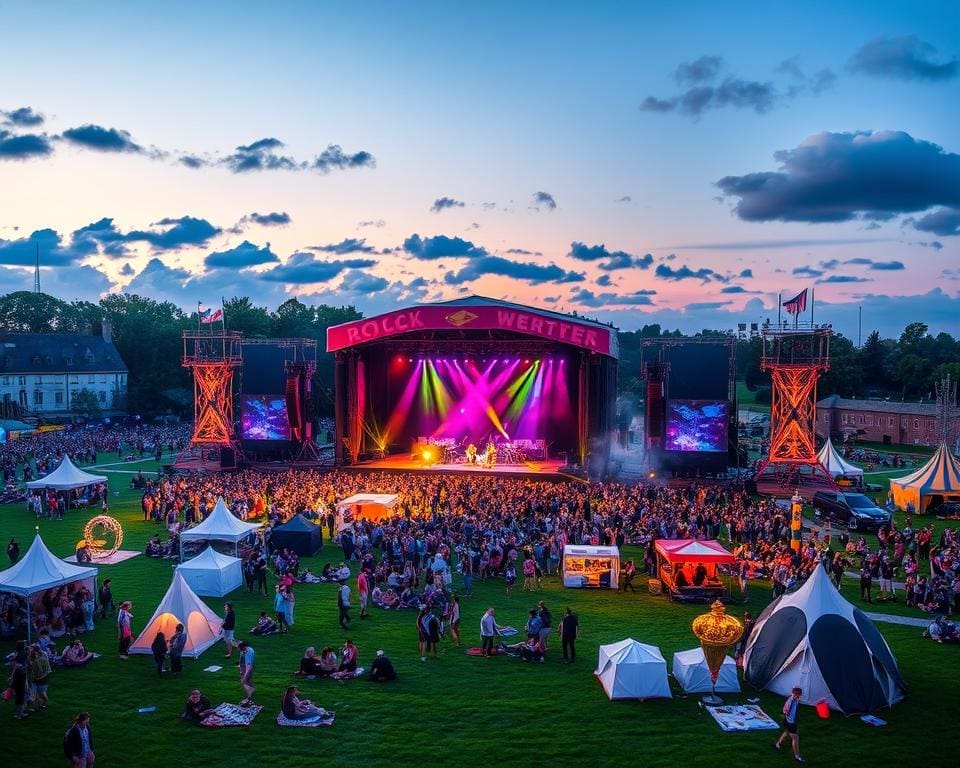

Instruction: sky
[1,0,958,341]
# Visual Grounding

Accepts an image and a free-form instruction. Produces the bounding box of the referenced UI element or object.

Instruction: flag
[201,308,223,324]
[782,289,808,316]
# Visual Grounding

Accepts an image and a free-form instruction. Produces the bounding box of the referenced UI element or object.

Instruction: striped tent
[817,437,862,477]
[889,443,960,513]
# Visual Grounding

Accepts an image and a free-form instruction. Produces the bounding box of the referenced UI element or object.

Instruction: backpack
[63,727,74,758]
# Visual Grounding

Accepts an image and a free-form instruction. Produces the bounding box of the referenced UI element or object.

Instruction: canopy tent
[817,437,863,478]
[336,493,399,532]
[889,443,960,513]
[270,514,323,556]
[744,564,906,714]
[654,539,734,599]
[179,497,262,558]
[130,572,223,658]
[672,647,740,694]
[562,545,620,589]
[595,639,672,701]
[0,534,98,640]
[26,455,107,491]
[175,546,243,597]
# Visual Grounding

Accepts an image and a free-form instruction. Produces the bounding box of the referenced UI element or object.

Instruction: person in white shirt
[480,607,501,657]
[338,580,351,630]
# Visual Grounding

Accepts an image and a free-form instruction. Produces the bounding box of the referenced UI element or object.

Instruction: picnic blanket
[200,703,264,728]
[329,667,365,681]
[465,647,507,656]
[707,704,779,732]
[277,710,336,728]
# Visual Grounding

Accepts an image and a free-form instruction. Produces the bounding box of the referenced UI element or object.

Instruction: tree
[71,388,101,420]
[223,297,271,338]
[0,292,89,332]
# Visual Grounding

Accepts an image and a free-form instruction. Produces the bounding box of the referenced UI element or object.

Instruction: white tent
[175,546,243,597]
[179,497,261,557]
[817,438,863,477]
[672,647,741,694]
[595,638,672,700]
[0,534,98,640]
[130,572,223,658]
[336,493,399,532]
[26,455,107,490]
[562,544,620,589]
[889,442,960,513]
[744,564,906,714]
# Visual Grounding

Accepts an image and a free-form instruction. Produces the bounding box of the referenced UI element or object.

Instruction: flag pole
[778,293,782,329]
[810,287,815,327]
[197,301,202,331]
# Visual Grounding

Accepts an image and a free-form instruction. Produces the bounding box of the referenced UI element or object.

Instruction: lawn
[1,457,956,767]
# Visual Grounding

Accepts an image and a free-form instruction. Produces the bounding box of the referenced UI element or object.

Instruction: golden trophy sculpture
[691,600,744,706]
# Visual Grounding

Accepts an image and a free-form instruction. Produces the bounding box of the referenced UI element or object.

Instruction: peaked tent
[270,514,323,556]
[743,564,906,714]
[0,534,98,640]
[175,546,243,597]
[130,572,223,658]
[179,497,262,558]
[817,438,863,478]
[336,493,399,532]
[889,442,960,513]
[672,647,740,694]
[26,455,107,491]
[595,638,672,700]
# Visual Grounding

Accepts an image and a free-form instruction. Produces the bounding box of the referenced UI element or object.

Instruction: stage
[346,454,568,478]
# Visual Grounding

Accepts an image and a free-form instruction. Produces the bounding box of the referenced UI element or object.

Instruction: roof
[434,296,614,331]
[177,545,242,571]
[273,514,323,532]
[180,497,262,542]
[890,443,960,494]
[817,437,863,476]
[563,545,620,557]
[26,455,108,490]
[0,332,127,374]
[0,534,98,596]
[338,493,399,508]
[654,539,735,563]
[817,395,940,417]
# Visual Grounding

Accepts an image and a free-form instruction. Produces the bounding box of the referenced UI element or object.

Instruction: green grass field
[1,455,956,767]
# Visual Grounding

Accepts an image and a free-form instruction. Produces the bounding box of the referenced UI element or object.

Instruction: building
[817,394,960,447]
[0,322,128,419]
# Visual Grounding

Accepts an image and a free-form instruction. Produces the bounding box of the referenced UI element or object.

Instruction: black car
[812,491,892,532]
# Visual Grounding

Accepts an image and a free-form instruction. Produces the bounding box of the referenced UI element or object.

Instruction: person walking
[338,579,352,630]
[559,607,579,663]
[461,551,474,596]
[622,559,637,592]
[480,607,500,658]
[64,712,95,768]
[223,603,237,656]
[357,568,370,619]
[449,593,461,646]
[774,687,805,762]
[9,654,28,719]
[117,601,133,659]
[237,641,256,706]
[28,645,52,709]
[150,631,168,675]
[169,623,187,674]
[98,580,113,620]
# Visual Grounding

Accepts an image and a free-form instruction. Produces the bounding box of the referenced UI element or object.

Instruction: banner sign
[326,304,617,357]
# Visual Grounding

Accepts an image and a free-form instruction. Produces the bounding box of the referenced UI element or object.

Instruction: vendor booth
[654,539,734,602]
[336,493,399,532]
[562,545,620,588]
[270,514,323,556]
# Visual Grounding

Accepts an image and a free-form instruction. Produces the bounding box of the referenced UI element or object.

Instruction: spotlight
[407,358,413,363]
[648,470,656,479]
[460,408,465,414]
[524,359,530,364]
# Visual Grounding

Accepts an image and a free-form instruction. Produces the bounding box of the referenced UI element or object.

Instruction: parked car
[812,491,892,532]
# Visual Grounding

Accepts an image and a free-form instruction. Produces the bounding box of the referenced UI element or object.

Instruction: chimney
[102,320,113,344]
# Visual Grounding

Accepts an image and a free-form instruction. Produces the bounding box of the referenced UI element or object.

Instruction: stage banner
[327,305,616,357]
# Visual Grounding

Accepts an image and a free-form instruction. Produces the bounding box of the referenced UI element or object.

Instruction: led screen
[664,400,727,453]
[241,395,290,441]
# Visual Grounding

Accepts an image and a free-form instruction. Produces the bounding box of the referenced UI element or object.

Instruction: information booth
[654,539,734,602]
[562,545,620,589]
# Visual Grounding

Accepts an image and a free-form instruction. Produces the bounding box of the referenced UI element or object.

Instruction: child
[504,563,517,598]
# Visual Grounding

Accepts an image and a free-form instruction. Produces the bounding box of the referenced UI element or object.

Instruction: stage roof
[326,295,618,358]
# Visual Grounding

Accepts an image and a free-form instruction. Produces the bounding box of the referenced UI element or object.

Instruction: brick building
[817,394,960,447]
[0,322,127,419]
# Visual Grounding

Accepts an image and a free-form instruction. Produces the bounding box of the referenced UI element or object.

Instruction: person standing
[64,712,95,768]
[254,553,269,596]
[28,645,52,709]
[98,579,114,620]
[338,579,352,630]
[117,601,133,659]
[449,593,461,646]
[480,607,500,658]
[169,623,187,674]
[237,641,256,706]
[9,654,28,719]
[274,586,290,634]
[559,607,579,663]
[774,687,805,763]
[7,537,20,565]
[461,551,474,596]
[357,568,370,619]
[537,601,552,649]
[859,563,872,603]
[150,631,168,675]
[622,559,637,592]
[223,603,236,656]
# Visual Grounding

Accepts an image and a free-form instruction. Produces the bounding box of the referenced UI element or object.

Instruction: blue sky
[1,0,958,339]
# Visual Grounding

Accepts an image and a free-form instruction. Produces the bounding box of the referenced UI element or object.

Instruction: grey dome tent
[743,564,906,714]
[270,514,323,556]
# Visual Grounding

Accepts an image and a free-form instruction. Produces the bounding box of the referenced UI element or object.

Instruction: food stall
[654,539,734,602]
[562,545,620,589]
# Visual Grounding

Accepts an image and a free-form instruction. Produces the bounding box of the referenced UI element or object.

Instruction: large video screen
[241,395,290,441]
[665,400,727,453]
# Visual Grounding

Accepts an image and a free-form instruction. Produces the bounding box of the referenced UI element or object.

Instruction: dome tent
[130,572,223,658]
[743,565,906,714]
[595,639,672,701]
[672,647,740,694]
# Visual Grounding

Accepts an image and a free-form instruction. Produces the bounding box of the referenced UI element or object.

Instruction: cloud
[444,256,583,285]
[0,228,86,266]
[849,35,959,81]
[569,288,655,308]
[716,130,960,223]
[816,274,872,284]
[568,241,652,271]
[641,77,777,117]
[639,96,676,113]
[670,236,892,250]
[615,196,632,203]
[339,268,388,294]
[686,301,733,311]
[913,207,960,236]
[530,191,557,211]
[776,58,837,96]
[61,124,143,153]
[312,144,375,173]
[260,252,377,284]
[720,286,753,294]
[402,234,487,260]
[430,196,465,213]
[245,211,291,227]
[792,265,824,278]
[358,219,386,228]
[204,241,279,269]
[655,263,728,283]
[309,238,377,254]
[0,130,53,159]
[675,55,723,84]
[739,268,753,278]
[867,260,905,270]
[119,263,134,276]
[179,155,206,169]
[2,107,44,126]
[223,138,297,172]
[596,274,612,287]
[505,247,542,257]
[126,216,221,250]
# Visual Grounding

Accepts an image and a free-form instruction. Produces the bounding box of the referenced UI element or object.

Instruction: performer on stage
[483,441,497,468]
[465,443,477,465]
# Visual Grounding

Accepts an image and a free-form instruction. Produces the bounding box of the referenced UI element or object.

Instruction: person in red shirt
[357,569,370,619]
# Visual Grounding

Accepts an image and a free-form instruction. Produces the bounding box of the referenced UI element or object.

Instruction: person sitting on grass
[369,649,396,682]
[296,647,322,676]
[339,639,358,672]
[317,647,338,676]
[181,689,215,722]
[281,685,324,720]
[250,612,279,636]
[506,636,547,662]
[62,639,95,667]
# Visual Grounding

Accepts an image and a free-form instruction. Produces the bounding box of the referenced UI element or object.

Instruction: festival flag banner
[782,289,808,317]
